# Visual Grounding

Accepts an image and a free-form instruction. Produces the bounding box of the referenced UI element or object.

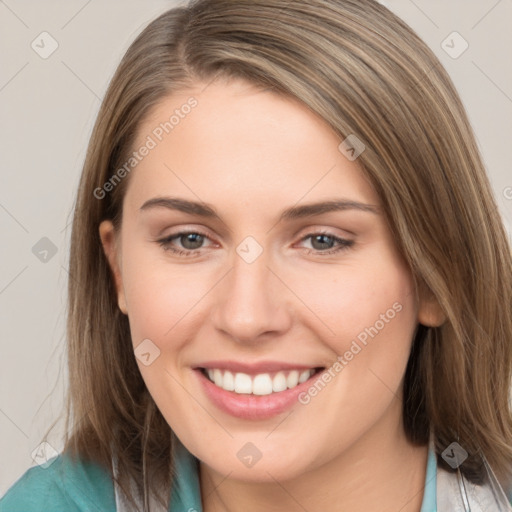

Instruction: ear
[99,220,128,314]
[417,282,446,327]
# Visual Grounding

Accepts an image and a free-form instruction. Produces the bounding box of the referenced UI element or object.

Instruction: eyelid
[296,223,355,236]
[156,224,216,241]
[157,224,354,245]
[158,228,216,247]
[152,219,231,241]
[156,226,355,259]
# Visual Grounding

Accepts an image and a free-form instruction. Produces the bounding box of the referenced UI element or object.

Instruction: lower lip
[195,369,321,420]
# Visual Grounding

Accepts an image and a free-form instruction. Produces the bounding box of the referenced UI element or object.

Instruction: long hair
[46,0,512,509]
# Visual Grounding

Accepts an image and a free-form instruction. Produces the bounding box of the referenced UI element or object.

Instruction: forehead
[124,79,379,212]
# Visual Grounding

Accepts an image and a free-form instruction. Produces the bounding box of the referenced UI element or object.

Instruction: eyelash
[156,230,354,257]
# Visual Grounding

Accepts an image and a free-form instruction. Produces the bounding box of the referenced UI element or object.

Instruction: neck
[200,405,429,512]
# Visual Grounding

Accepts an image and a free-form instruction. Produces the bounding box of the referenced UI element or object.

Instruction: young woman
[2,0,511,510]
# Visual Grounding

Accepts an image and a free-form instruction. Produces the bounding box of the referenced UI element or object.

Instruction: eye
[297,231,354,255]
[156,229,354,257]
[157,230,213,256]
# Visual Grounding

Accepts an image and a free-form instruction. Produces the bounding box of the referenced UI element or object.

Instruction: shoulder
[0,452,116,512]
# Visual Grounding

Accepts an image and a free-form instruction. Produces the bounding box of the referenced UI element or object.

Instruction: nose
[211,244,293,345]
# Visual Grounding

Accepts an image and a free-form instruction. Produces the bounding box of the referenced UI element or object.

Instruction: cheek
[287,251,417,352]
[287,248,418,410]
[120,244,214,348]
[119,246,209,421]
[285,262,418,464]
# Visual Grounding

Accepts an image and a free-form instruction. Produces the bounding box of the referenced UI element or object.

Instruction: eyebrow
[139,196,379,222]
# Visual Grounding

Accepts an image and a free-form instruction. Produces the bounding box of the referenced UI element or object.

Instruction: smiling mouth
[200,367,324,395]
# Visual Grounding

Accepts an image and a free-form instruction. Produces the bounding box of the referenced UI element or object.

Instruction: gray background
[1,0,511,495]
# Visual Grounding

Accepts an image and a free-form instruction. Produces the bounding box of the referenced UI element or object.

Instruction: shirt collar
[170,439,203,512]
[420,438,438,511]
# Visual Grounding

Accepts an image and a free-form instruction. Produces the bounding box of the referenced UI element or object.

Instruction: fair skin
[100,78,445,511]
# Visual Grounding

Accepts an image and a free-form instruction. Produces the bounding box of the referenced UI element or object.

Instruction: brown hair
[44,0,512,509]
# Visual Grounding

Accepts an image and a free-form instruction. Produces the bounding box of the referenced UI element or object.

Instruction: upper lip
[194,360,324,375]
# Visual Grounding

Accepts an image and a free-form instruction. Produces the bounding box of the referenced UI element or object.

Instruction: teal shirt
[0,441,470,512]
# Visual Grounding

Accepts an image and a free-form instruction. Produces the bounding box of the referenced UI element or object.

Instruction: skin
[100,77,446,512]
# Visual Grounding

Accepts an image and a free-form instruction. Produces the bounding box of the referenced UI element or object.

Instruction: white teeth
[223,371,235,391]
[213,369,223,387]
[298,370,311,383]
[204,368,316,394]
[253,374,273,395]
[272,372,287,392]
[234,372,252,394]
[286,370,299,389]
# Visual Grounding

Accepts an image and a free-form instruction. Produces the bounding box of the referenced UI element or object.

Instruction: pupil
[312,234,333,250]
[183,233,203,249]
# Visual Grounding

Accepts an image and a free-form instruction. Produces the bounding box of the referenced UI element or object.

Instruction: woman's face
[100,78,442,481]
